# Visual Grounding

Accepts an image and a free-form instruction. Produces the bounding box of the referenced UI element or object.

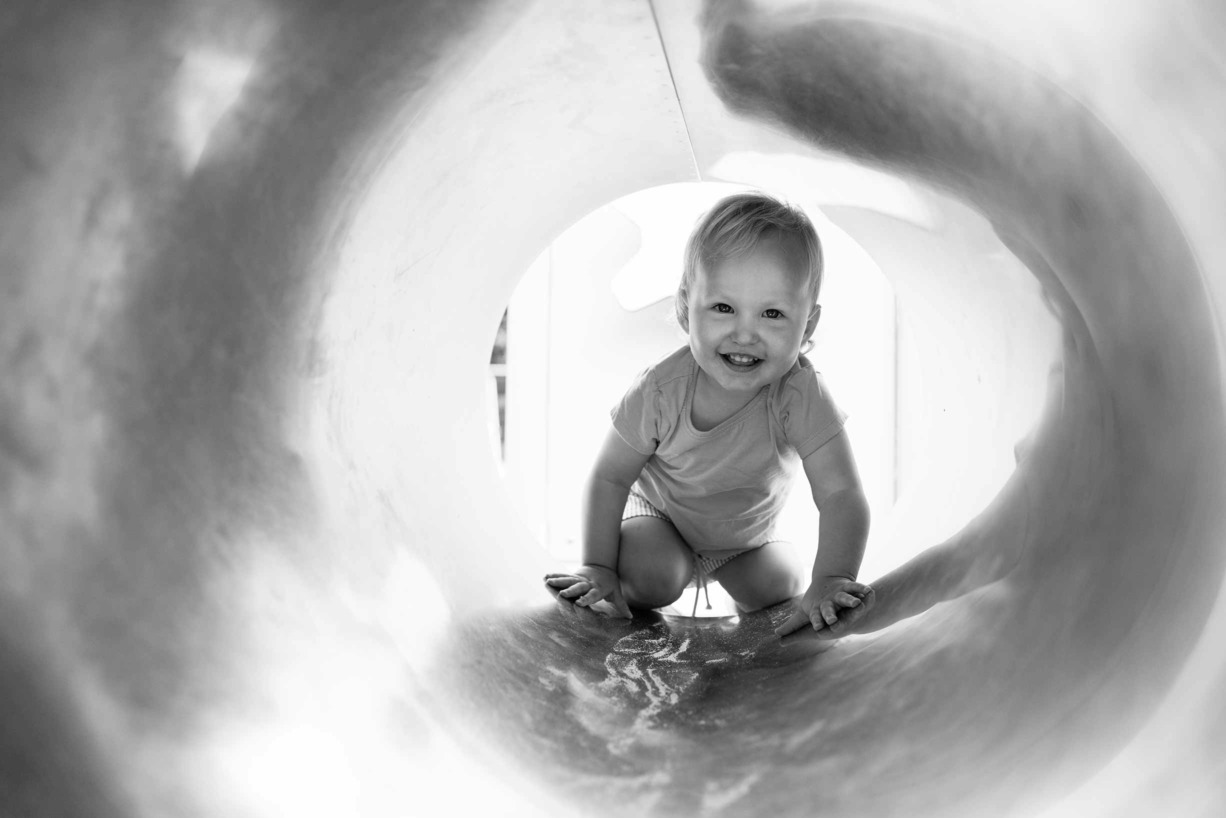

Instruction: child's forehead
[697,234,814,292]
[710,230,807,269]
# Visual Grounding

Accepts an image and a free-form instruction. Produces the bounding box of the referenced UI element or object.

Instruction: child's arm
[775,430,875,637]
[543,425,652,619]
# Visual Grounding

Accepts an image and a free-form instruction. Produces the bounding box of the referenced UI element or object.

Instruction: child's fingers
[844,581,874,599]
[609,588,633,619]
[558,581,592,599]
[847,584,876,614]
[576,586,606,607]
[820,600,839,626]
[544,574,582,587]
[774,608,811,637]
[834,592,862,608]
[859,585,877,607]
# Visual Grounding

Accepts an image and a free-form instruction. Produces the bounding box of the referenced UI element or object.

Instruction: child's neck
[691,368,760,431]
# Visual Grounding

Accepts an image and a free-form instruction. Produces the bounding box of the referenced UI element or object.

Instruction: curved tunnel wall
[3,1,1226,816]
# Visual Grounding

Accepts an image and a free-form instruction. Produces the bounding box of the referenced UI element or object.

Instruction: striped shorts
[622,489,748,580]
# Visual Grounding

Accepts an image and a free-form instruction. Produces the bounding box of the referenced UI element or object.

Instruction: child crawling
[545,191,874,638]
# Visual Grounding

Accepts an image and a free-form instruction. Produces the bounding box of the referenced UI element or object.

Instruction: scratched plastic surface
[3,1,1226,817]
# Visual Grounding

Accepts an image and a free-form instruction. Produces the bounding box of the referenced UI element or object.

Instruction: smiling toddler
[546,191,874,637]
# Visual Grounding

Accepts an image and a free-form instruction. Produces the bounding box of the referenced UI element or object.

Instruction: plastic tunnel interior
[4,1,1226,816]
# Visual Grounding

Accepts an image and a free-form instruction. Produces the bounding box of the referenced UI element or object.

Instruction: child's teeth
[728,354,757,364]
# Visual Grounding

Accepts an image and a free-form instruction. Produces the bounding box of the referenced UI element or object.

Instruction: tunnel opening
[489,176,1061,600]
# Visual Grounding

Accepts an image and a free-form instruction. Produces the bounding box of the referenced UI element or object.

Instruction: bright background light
[491,167,1060,589]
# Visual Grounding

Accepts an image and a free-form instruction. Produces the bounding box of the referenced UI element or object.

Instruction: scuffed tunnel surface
[3,1,1226,816]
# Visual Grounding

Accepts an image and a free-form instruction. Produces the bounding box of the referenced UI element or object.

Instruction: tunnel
[4,1,1226,816]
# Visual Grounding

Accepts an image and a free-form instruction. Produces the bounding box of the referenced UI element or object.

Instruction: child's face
[687,235,819,397]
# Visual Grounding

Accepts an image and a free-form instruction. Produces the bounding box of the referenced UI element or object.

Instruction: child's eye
[713,303,733,314]
[764,309,784,319]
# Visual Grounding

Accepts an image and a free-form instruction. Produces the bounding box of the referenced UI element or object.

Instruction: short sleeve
[780,367,848,459]
[610,368,665,455]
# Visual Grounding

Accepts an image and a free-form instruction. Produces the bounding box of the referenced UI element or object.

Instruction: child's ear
[804,304,822,338]
[675,292,690,332]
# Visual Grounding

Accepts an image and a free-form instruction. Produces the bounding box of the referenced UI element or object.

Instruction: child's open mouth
[721,352,762,371]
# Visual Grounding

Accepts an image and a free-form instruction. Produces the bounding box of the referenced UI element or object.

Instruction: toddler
[545,191,874,637]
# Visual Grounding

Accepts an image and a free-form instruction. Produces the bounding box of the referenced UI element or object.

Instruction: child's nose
[733,315,760,343]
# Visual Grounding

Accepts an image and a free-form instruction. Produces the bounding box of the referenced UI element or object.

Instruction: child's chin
[712,369,767,393]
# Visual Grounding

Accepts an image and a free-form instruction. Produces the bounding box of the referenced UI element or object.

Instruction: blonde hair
[674,191,824,333]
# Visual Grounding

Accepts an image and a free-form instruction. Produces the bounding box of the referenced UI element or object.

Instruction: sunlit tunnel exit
[489,173,1059,596]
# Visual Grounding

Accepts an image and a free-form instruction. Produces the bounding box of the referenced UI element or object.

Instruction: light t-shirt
[610,345,847,557]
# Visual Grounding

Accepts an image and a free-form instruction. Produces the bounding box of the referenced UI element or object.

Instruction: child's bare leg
[711,541,804,612]
[617,517,692,609]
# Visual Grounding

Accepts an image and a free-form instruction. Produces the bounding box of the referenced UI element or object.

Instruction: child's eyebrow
[705,290,793,306]
[705,292,792,308]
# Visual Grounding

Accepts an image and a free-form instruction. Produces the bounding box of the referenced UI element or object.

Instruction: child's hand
[775,576,875,638]
[544,564,633,619]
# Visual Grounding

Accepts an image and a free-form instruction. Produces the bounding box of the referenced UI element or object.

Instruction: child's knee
[619,565,689,609]
[745,574,801,611]
[772,569,804,605]
[720,555,802,611]
[617,518,692,609]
